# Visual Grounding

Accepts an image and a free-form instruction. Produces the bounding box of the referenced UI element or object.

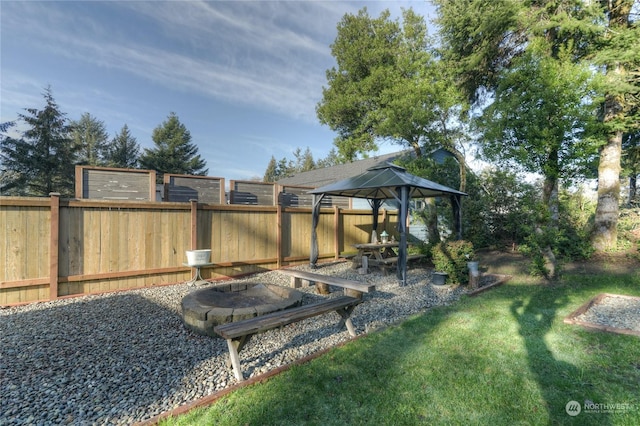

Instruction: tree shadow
[510,286,610,424]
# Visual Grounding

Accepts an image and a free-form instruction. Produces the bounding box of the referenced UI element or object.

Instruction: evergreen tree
[72,112,109,166]
[316,148,341,169]
[106,124,140,169]
[293,147,316,172]
[139,112,207,181]
[263,156,279,182]
[0,87,76,196]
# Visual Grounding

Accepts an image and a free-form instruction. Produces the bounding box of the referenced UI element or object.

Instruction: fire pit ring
[181,282,303,337]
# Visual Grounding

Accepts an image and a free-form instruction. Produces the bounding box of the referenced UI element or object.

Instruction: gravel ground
[574,294,640,332]
[1,262,464,426]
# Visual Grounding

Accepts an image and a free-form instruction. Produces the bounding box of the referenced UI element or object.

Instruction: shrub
[431,240,475,285]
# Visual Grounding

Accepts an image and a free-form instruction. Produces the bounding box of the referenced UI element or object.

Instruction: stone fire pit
[181,282,303,337]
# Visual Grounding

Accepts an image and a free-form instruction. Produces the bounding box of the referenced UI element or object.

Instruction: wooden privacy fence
[0,195,398,306]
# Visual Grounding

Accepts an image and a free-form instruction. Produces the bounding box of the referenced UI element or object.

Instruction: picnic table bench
[214,270,375,381]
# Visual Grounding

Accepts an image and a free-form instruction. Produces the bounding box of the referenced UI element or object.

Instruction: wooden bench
[214,295,362,381]
[278,269,375,298]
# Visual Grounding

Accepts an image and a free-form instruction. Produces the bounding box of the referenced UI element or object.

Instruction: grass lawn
[161,253,640,425]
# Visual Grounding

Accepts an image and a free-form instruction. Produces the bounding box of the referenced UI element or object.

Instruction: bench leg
[290,276,303,288]
[226,339,244,381]
[336,306,357,337]
[226,334,252,381]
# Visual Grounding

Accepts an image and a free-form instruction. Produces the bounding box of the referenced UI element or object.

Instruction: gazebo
[309,163,467,286]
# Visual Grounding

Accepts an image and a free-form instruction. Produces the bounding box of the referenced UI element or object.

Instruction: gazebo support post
[368,199,383,235]
[396,186,409,286]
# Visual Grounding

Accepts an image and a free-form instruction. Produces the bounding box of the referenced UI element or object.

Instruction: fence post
[276,204,283,268]
[49,193,60,301]
[333,205,340,260]
[190,199,198,250]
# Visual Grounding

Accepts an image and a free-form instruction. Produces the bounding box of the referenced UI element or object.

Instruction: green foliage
[263,156,280,182]
[106,124,140,169]
[139,112,207,182]
[462,169,539,250]
[479,52,600,181]
[71,112,109,166]
[617,207,640,259]
[622,131,640,203]
[557,187,597,260]
[262,147,315,182]
[0,86,76,197]
[518,187,596,277]
[431,240,475,285]
[317,8,468,163]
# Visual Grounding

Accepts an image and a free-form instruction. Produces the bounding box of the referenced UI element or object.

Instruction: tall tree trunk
[539,169,559,281]
[593,130,623,250]
[592,0,633,250]
[630,174,637,204]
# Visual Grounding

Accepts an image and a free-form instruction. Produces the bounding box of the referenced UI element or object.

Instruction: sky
[1,0,437,182]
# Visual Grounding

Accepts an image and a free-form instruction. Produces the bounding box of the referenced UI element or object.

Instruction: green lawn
[162,259,640,425]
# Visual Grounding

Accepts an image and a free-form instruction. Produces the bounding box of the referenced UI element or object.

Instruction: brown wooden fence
[0,195,398,306]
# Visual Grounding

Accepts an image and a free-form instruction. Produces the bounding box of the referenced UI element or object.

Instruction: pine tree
[293,147,316,172]
[263,156,279,182]
[106,124,140,169]
[72,112,109,166]
[139,112,208,181]
[0,87,76,196]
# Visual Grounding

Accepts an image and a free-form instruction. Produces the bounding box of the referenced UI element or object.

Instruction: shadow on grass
[511,285,611,424]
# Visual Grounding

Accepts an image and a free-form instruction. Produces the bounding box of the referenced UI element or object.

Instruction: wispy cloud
[2,1,349,122]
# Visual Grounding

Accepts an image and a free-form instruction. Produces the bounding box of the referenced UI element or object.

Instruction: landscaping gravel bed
[574,294,640,332]
[1,262,464,425]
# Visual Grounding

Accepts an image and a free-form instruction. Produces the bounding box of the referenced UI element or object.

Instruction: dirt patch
[476,249,640,280]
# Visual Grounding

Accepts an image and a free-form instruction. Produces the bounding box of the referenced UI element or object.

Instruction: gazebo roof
[309,162,466,200]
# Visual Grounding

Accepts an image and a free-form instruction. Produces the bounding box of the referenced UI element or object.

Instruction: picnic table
[351,242,426,274]
[352,242,398,272]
